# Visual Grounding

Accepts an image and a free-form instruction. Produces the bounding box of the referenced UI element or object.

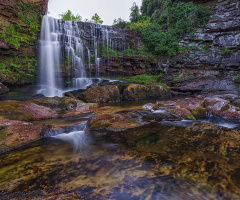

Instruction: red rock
[0,100,57,121]
[62,104,99,118]
[80,85,120,103]
[0,118,43,152]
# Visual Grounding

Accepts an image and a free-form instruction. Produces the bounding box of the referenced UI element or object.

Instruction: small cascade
[38,15,127,97]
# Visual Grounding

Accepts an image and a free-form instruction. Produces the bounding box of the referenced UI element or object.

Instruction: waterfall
[38,16,61,97]
[37,15,126,97]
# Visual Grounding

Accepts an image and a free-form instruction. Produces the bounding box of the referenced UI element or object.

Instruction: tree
[91,13,103,24]
[59,10,82,22]
[130,3,140,23]
[113,18,129,28]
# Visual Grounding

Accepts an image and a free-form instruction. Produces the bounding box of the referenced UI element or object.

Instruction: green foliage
[0,25,21,49]
[91,13,103,24]
[113,18,130,29]
[59,10,82,22]
[130,0,213,57]
[234,75,240,83]
[130,3,141,23]
[0,1,42,49]
[102,47,153,58]
[222,48,234,55]
[0,57,37,84]
[118,74,165,85]
[19,0,42,38]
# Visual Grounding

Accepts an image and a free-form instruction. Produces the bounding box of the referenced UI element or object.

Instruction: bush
[130,0,213,57]
[234,75,240,83]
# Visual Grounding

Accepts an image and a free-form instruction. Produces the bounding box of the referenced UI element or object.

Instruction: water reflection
[0,121,239,199]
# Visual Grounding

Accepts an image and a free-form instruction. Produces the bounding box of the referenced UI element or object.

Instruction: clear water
[0,119,239,199]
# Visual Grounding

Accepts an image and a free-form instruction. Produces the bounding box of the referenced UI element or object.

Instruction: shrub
[129,0,213,57]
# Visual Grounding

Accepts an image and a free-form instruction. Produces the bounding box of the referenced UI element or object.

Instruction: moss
[191,106,207,118]
[0,57,37,84]
[0,126,8,140]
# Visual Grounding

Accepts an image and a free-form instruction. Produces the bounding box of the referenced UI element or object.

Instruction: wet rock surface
[0,94,240,199]
[31,97,85,113]
[0,118,43,153]
[78,85,120,103]
[0,100,57,121]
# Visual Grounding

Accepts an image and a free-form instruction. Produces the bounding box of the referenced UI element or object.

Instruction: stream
[0,103,240,200]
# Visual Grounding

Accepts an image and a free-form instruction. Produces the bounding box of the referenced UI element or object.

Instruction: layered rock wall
[159,0,240,73]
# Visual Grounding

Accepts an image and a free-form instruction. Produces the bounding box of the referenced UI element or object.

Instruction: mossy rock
[123,84,171,101]
[191,106,207,118]
[0,100,57,121]
[79,85,120,103]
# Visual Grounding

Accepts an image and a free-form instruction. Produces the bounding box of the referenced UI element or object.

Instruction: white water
[38,16,61,97]
[54,131,90,153]
[38,15,126,97]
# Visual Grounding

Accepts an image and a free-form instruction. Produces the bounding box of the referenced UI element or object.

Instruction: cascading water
[37,15,127,97]
[38,16,61,97]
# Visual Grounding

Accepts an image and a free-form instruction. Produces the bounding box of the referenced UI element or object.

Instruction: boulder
[123,84,171,101]
[79,85,120,103]
[204,96,240,119]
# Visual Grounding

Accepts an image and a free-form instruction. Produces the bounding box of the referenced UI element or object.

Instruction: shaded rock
[0,100,57,121]
[79,85,120,103]
[0,83,9,95]
[123,84,171,101]
[171,77,238,94]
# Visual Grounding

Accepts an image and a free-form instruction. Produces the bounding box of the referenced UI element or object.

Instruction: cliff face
[101,0,240,77]
[0,0,48,86]
[159,0,240,73]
